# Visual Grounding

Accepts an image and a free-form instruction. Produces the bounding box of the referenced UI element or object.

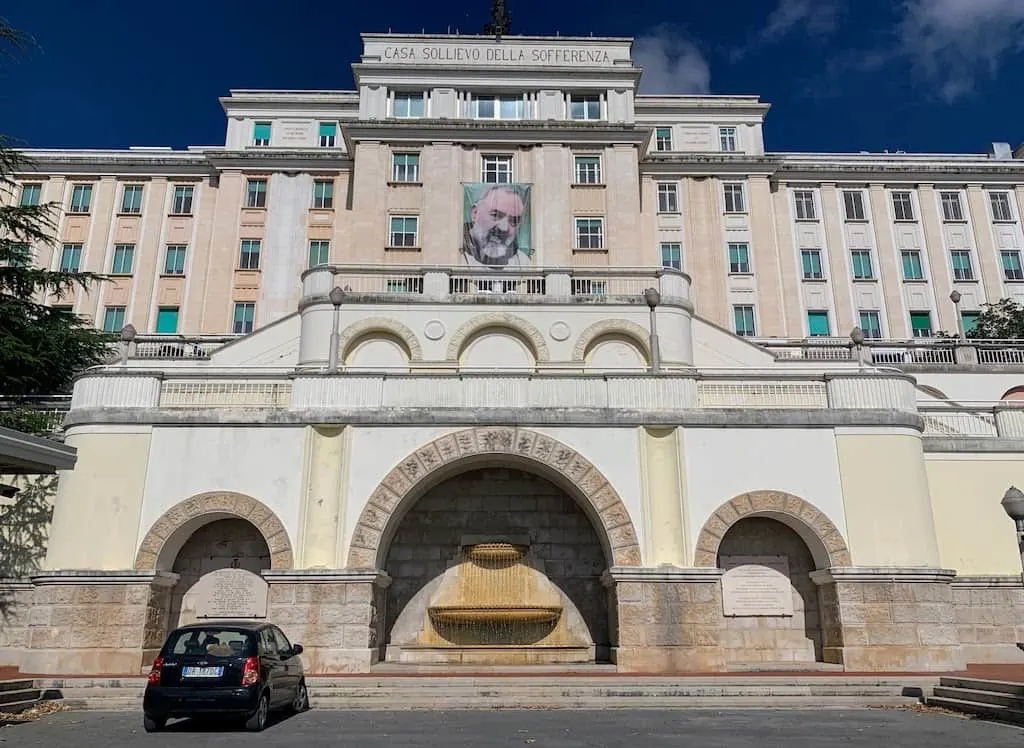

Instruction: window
[575,218,604,249]
[991,192,1015,222]
[472,95,524,120]
[655,128,672,152]
[940,191,964,221]
[574,156,601,185]
[570,95,601,121]
[60,244,82,272]
[233,302,255,334]
[155,307,179,334]
[657,184,679,213]
[728,242,751,274]
[950,250,974,281]
[910,311,933,338]
[481,155,513,184]
[793,191,816,220]
[120,184,143,214]
[253,122,271,147]
[312,180,334,209]
[308,240,330,267]
[800,249,824,280]
[901,250,924,280]
[171,185,194,215]
[19,183,41,207]
[246,179,267,208]
[734,305,756,337]
[859,311,882,339]
[843,191,866,221]
[807,311,831,337]
[389,215,419,247]
[387,277,424,294]
[660,242,682,270]
[102,306,126,333]
[572,279,607,295]
[164,245,187,275]
[6,243,30,266]
[892,191,915,221]
[238,239,261,269]
[1001,250,1024,281]
[719,127,738,152]
[723,183,746,213]
[69,184,92,213]
[961,311,981,335]
[318,122,336,148]
[393,92,425,118]
[851,249,874,280]
[392,153,420,183]
[111,244,134,275]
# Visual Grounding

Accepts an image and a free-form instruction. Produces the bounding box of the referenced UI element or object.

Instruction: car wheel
[291,679,309,713]
[245,693,269,732]
[143,714,166,732]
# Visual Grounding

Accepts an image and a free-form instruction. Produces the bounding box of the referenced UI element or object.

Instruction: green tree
[967,298,1024,340]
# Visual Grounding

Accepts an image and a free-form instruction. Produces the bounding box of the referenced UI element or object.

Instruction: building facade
[3,33,1024,677]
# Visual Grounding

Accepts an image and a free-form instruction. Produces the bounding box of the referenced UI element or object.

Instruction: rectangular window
[472,95,525,120]
[238,239,261,269]
[389,215,419,247]
[69,184,92,213]
[950,249,974,281]
[843,191,866,221]
[308,240,330,267]
[574,155,601,185]
[102,306,126,333]
[481,155,513,184]
[7,242,30,267]
[962,311,981,335]
[657,183,679,213]
[859,311,882,339]
[719,126,738,152]
[800,249,824,280]
[807,310,831,337]
[733,305,756,337]
[120,184,143,214]
[312,180,334,209]
[892,191,915,221]
[233,302,255,334]
[941,191,964,221]
[570,95,601,121]
[728,242,751,274]
[901,249,924,280]
[575,218,605,249]
[655,128,672,152]
[850,249,874,280]
[318,122,336,148]
[660,242,682,270]
[991,192,1015,222]
[111,244,134,275]
[910,311,933,338]
[723,183,746,213]
[164,245,187,275]
[1001,250,1024,281]
[20,183,42,207]
[393,92,425,118]
[246,179,267,208]
[155,307,179,334]
[392,153,420,183]
[171,185,194,215]
[60,244,82,272]
[253,122,271,147]
[793,190,816,220]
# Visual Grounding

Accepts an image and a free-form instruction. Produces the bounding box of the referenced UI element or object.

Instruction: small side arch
[446,313,550,362]
[572,319,651,362]
[337,318,423,362]
[1001,386,1024,402]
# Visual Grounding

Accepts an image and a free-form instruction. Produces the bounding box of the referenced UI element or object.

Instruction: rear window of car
[163,628,256,658]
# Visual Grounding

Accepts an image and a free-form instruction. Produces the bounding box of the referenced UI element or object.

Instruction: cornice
[641,154,777,177]
[16,150,215,177]
[342,119,650,149]
[204,149,354,171]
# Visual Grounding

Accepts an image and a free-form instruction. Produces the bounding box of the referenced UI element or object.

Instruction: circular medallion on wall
[424,319,447,341]
[549,321,571,341]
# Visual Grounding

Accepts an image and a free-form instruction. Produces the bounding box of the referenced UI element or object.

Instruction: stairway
[0,678,47,718]
[927,676,1024,724]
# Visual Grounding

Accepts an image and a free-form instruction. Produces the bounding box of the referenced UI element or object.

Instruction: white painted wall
[261,174,313,324]
[912,372,1024,403]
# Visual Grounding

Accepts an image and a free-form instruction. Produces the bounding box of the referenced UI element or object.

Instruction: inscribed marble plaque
[185,568,268,620]
[720,555,793,617]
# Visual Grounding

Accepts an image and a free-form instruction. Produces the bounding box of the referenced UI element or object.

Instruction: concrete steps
[927,676,1024,724]
[0,679,45,716]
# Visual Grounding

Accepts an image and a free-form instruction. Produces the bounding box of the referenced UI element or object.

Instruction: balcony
[759,338,1024,368]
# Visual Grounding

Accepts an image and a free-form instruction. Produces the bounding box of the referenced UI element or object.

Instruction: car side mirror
[291,643,304,656]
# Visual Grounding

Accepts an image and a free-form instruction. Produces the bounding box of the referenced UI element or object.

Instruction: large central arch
[346,427,642,569]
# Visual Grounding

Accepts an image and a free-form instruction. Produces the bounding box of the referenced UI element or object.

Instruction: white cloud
[633,28,711,95]
[761,0,844,41]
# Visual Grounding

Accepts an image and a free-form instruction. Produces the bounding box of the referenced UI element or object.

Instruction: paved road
[2,709,1022,747]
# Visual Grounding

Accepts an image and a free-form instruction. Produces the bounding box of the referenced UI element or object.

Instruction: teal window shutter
[807,311,830,337]
[156,307,179,334]
[319,122,336,137]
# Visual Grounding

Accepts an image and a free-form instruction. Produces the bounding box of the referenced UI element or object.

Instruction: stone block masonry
[952,576,1024,663]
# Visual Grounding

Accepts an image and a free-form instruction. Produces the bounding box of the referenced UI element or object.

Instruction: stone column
[639,427,688,567]
[299,426,350,569]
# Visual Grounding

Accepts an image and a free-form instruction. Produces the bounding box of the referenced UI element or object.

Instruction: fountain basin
[429,607,562,625]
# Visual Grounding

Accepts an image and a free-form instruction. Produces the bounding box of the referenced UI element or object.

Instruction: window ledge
[235,267,262,273]
[243,206,268,212]
[108,273,134,278]
[851,277,878,283]
[728,272,754,278]
[794,217,820,223]
[657,211,682,216]
[571,183,605,189]
[385,246,422,252]
[116,212,143,218]
[159,273,186,279]
[942,219,969,224]
[993,219,1018,225]
[801,276,828,282]
[168,213,194,218]
[843,218,870,224]
[66,211,90,216]
[724,211,749,217]
[902,278,929,283]
[894,218,919,223]
[1004,278,1024,284]
[309,207,335,213]
[952,278,980,284]
[387,181,423,187]
[572,247,608,253]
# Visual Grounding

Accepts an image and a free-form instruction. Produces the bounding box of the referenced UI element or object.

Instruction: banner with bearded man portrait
[461,183,533,268]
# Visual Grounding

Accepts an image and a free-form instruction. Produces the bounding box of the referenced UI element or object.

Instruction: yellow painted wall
[297,425,350,568]
[926,456,1024,576]
[639,426,688,566]
[44,429,153,570]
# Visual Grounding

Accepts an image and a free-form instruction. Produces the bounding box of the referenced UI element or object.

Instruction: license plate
[182,666,223,678]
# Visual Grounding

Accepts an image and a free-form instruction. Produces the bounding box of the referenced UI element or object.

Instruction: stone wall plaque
[720,555,793,617]
[183,568,269,620]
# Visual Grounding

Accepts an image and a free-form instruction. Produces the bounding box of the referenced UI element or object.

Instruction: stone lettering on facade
[278,120,313,146]
[184,568,269,620]
[377,44,618,66]
[720,555,793,617]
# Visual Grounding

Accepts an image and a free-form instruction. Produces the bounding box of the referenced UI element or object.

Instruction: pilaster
[298,425,351,568]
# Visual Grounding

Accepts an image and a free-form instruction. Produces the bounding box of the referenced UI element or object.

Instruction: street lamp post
[950,290,965,340]
[849,326,866,369]
[644,287,662,374]
[1000,486,1024,582]
[327,286,345,373]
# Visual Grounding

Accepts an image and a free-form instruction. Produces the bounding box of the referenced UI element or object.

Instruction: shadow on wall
[0,473,56,619]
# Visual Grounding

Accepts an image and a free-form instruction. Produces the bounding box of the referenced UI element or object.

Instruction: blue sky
[2,0,1023,154]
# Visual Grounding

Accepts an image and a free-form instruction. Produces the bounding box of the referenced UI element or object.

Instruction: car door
[270,627,301,697]
[259,628,287,707]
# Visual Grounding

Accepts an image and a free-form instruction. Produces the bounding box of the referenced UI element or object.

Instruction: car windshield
[163,628,256,658]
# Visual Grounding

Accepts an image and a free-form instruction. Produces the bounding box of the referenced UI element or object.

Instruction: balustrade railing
[760,338,1024,367]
